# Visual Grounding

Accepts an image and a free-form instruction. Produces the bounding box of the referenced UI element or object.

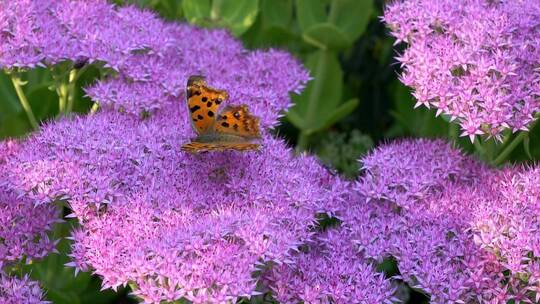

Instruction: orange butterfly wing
[181,142,260,153]
[182,76,261,153]
[212,105,260,139]
[186,75,228,135]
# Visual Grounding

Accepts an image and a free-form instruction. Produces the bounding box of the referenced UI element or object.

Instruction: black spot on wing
[190,105,201,113]
[215,98,222,105]
[233,124,239,130]
[208,111,214,117]
[202,97,208,102]
[221,122,230,128]
[197,114,203,120]
[206,101,212,107]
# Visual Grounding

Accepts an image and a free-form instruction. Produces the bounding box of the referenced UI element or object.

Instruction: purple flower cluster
[0,0,172,69]
[0,188,59,264]
[266,228,396,303]
[347,139,540,303]
[0,273,48,304]
[0,140,59,264]
[5,0,540,303]
[0,141,56,304]
[1,104,350,302]
[0,2,341,302]
[384,0,540,140]
[0,0,309,128]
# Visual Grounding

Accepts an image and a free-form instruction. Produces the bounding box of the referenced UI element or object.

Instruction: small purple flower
[0,141,60,264]
[266,228,396,304]
[0,273,49,304]
[357,138,485,211]
[384,0,540,141]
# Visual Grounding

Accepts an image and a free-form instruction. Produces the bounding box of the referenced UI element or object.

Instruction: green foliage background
[1,1,538,303]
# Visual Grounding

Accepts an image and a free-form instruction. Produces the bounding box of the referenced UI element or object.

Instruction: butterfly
[181,75,261,153]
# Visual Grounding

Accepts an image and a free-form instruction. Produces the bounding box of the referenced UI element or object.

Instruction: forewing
[186,75,228,135]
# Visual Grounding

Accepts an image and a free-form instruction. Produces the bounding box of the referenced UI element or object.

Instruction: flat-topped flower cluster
[1,0,539,303]
[384,0,540,141]
[349,139,540,303]
[1,1,385,303]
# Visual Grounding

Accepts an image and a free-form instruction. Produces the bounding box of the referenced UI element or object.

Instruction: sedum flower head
[0,140,59,264]
[0,0,309,129]
[0,273,49,304]
[266,228,396,304]
[0,0,172,69]
[384,0,540,141]
[357,138,484,210]
[2,105,347,303]
[0,2,332,301]
[348,139,540,303]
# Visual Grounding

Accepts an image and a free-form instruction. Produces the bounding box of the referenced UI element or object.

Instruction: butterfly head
[187,75,207,87]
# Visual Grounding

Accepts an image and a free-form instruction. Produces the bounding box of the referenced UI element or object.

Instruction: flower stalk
[492,116,540,166]
[9,72,38,130]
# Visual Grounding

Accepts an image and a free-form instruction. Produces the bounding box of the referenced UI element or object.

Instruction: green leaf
[317,98,358,132]
[288,50,346,133]
[314,129,373,178]
[211,0,259,36]
[0,71,22,113]
[182,0,211,24]
[144,0,184,20]
[524,134,532,159]
[260,0,292,29]
[330,0,374,42]
[241,13,301,50]
[0,112,31,138]
[386,81,449,138]
[296,0,371,49]
[285,107,305,129]
[302,23,350,50]
[295,0,328,32]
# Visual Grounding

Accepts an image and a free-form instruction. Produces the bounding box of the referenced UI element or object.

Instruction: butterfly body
[182,75,261,153]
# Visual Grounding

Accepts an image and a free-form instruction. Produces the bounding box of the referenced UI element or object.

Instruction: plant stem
[473,139,486,158]
[58,81,68,114]
[90,102,100,114]
[66,68,79,113]
[305,51,329,128]
[296,132,311,153]
[448,122,459,143]
[296,51,329,152]
[491,115,540,166]
[10,73,38,130]
[491,131,527,166]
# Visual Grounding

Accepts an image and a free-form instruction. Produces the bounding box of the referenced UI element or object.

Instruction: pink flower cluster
[266,229,396,303]
[0,0,309,128]
[347,139,540,303]
[0,141,57,304]
[0,2,357,303]
[384,0,540,141]
[2,0,540,303]
[1,103,356,303]
[0,273,49,304]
